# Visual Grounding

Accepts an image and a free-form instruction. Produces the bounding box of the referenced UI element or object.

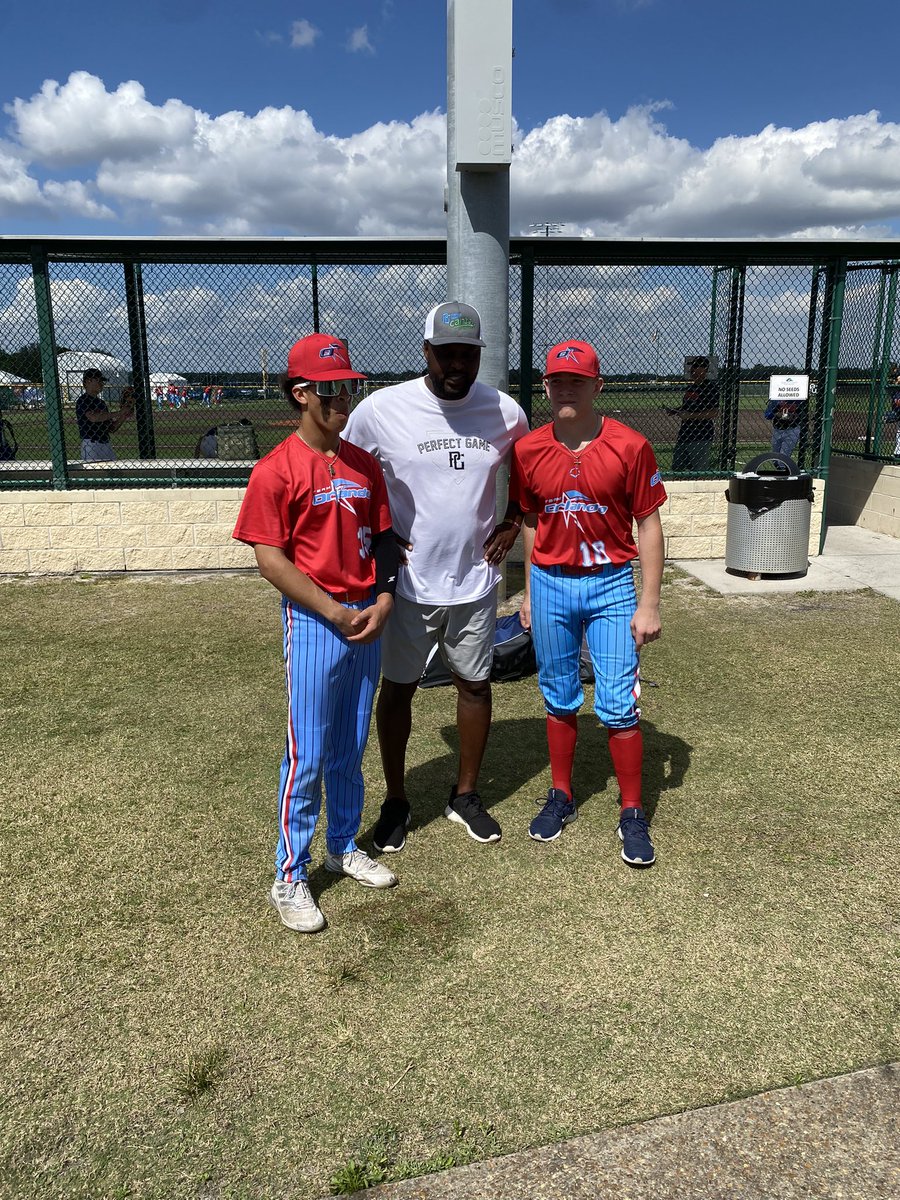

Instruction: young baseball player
[511,339,666,866]
[233,333,401,933]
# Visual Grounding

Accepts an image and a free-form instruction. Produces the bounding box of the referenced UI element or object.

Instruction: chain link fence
[1,238,897,489]
[831,263,900,459]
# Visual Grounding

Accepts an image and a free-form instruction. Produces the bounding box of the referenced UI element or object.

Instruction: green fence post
[719,265,745,472]
[798,265,822,470]
[864,267,887,454]
[519,244,534,424]
[708,265,720,358]
[311,259,320,333]
[124,260,156,460]
[30,246,68,490]
[818,257,847,552]
[873,263,898,458]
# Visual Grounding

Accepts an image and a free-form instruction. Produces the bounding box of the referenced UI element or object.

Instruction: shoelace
[457,791,486,814]
[345,849,376,872]
[544,796,572,817]
[286,880,314,903]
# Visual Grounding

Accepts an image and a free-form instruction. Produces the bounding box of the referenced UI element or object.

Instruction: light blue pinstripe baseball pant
[529,562,640,729]
[276,594,380,883]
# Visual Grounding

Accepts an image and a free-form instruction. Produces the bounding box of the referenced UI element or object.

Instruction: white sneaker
[269,880,326,933]
[324,848,397,889]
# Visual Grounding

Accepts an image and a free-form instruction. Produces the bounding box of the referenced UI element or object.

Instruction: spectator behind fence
[75,369,135,462]
[666,355,719,471]
[344,300,529,853]
[886,371,900,458]
[764,392,804,460]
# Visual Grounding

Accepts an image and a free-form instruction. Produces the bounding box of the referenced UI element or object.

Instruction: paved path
[674,524,900,602]
[357,1064,899,1200]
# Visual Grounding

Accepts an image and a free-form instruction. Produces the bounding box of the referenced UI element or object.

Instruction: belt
[328,586,374,604]
[555,564,608,577]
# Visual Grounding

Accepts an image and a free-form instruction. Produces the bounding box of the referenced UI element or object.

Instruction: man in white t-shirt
[344,301,529,851]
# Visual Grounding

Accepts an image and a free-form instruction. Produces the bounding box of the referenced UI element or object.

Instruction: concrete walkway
[359,1064,899,1200]
[673,524,900,601]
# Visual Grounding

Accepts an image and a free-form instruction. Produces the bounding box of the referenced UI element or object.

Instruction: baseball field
[4,379,879,472]
[2,569,897,1198]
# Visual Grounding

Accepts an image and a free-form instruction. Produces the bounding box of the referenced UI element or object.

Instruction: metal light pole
[446,0,512,391]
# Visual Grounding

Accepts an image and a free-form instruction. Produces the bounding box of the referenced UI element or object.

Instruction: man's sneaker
[324,848,398,889]
[618,807,656,866]
[444,786,502,843]
[372,797,411,853]
[269,880,326,933]
[529,788,577,842]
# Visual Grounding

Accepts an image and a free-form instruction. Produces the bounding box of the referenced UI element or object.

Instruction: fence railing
[1,236,898,490]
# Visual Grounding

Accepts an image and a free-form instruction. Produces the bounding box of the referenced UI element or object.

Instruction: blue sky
[1,0,900,238]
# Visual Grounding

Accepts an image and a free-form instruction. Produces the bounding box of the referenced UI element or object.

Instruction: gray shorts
[382,592,498,684]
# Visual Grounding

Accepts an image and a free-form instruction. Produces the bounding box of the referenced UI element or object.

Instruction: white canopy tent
[0,369,30,386]
[149,372,187,386]
[57,351,129,402]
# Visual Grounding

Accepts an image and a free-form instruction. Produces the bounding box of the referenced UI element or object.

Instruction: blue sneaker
[529,788,577,842]
[618,807,656,866]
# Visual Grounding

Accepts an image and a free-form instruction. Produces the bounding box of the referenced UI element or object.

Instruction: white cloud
[0,141,45,214]
[348,25,375,53]
[4,74,900,239]
[7,73,197,167]
[290,18,320,49]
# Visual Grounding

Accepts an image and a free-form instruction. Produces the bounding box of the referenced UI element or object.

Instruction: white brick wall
[0,488,255,574]
[0,478,828,575]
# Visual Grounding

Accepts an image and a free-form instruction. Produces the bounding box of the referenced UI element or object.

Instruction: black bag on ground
[490,613,536,682]
[418,612,537,688]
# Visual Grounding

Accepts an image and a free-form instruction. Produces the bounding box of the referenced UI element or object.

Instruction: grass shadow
[358,704,692,839]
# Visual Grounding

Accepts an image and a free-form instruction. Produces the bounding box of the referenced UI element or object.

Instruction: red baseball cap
[544,340,601,379]
[287,334,367,382]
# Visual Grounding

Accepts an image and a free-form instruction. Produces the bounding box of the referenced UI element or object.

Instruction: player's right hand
[346,596,393,644]
[520,596,531,630]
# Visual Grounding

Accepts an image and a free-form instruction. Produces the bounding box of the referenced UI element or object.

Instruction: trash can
[725,453,814,577]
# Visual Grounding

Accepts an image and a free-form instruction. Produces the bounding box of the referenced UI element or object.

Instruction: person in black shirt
[667,356,719,471]
[75,368,135,461]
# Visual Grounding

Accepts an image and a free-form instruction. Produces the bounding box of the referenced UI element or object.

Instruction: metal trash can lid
[726,453,814,506]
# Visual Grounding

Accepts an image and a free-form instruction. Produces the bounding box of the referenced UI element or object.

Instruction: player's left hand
[631,602,661,649]
[347,595,393,643]
[483,521,520,565]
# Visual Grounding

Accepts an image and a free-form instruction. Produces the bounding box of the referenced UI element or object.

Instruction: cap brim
[425,335,486,348]
[301,369,367,381]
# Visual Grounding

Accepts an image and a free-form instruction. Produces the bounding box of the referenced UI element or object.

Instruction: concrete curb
[356,1063,899,1200]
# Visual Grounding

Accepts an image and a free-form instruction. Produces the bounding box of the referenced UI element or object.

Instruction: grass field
[1,571,898,1199]
[2,387,789,475]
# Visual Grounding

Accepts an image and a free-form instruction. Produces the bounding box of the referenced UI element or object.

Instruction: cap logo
[441,312,476,330]
[556,346,582,362]
[319,342,349,365]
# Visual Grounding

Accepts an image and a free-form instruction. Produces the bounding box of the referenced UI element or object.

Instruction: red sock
[608,727,643,810]
[546,714,578,798]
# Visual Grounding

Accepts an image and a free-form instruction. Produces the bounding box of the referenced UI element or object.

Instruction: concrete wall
[0,489,254,574]
[826,457,900,538]
[0,480,826,575]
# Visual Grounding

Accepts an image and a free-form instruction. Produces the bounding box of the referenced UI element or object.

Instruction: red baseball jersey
[233,434,392,594]
[510,418,667,568]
